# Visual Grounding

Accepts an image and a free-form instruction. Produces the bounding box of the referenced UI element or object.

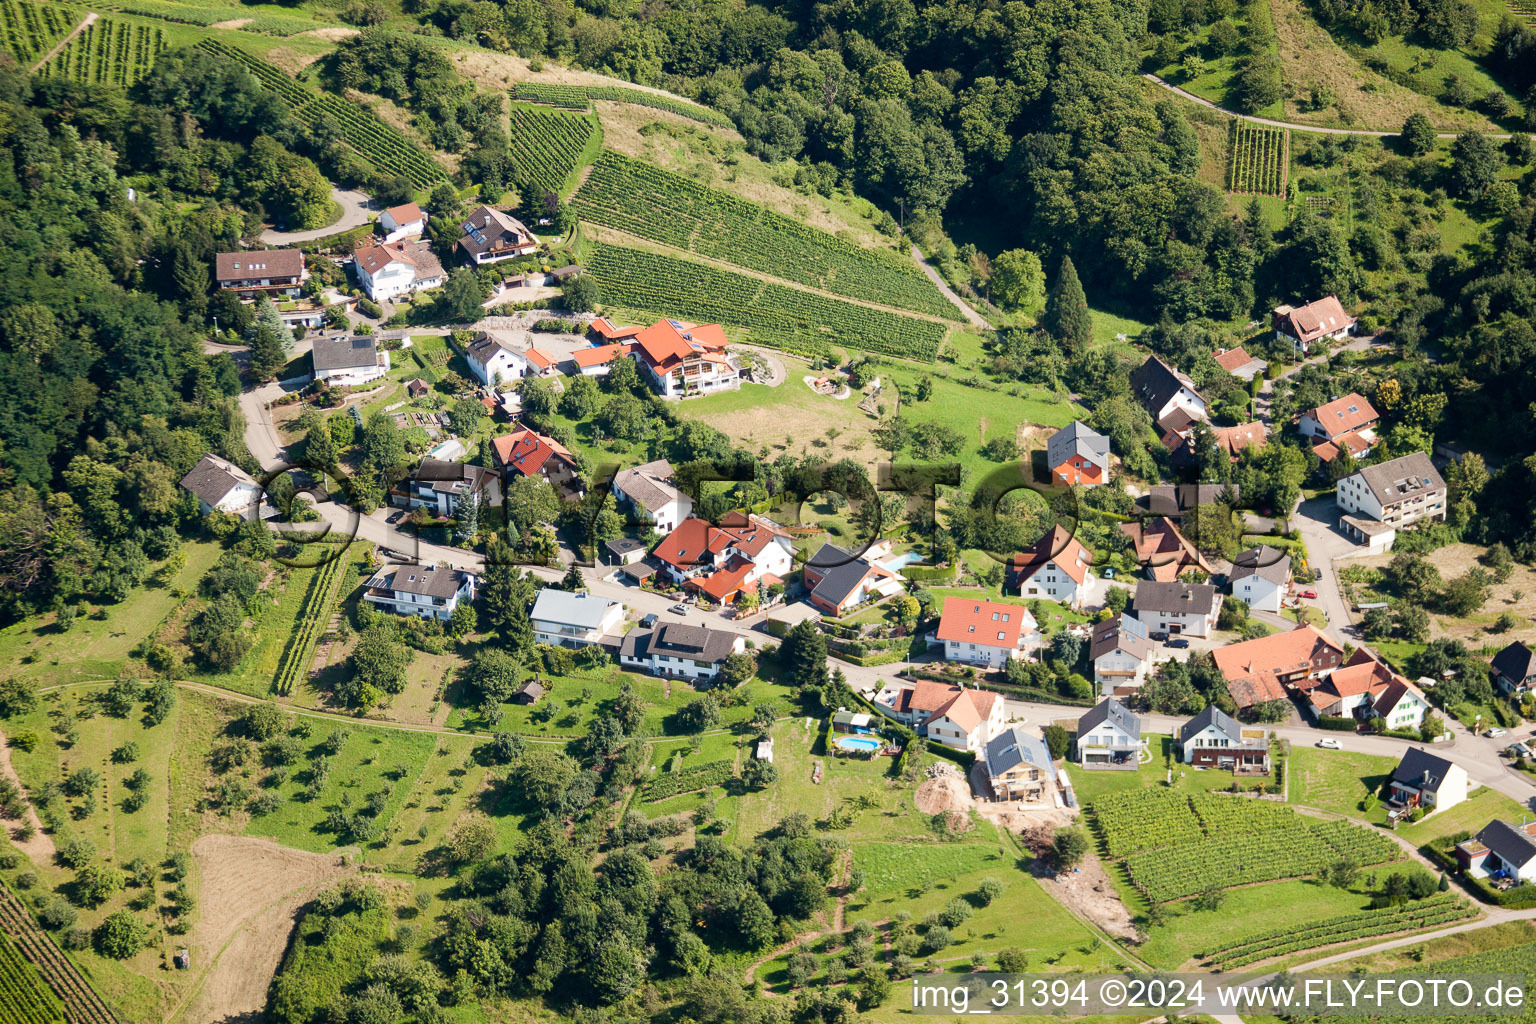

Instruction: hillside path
[1142,73,1513,139]
[32,11,96,72]
[911,244,993,330]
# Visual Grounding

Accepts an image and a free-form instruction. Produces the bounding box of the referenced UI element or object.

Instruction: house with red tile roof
[1212,626,1345,712]
[491,427,583,496]
[573,319,740,397]
[1009,525,1095,609]
[935,596,1041,669]
[379,202,426,243]
[1308,647,1429,730]
[872,680,1006,753]
[1273,296,1357,354]
[653,513,793,605]
[1300,393,1379,452]
[1120,517,1214,583]
[1213,346,1267,381]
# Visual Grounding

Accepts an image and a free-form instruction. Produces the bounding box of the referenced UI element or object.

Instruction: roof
[589,317,644,341]
[525,347,555,370]
[614,459,681,513]
[354,239,445,281]
[1212,626,1343,707]
[215,249,303,282]
[1078,698,1141,740]
[1179,704,1242,744]
[653,514,786,574]
[465,332,516,366]
[1349,452,1446,506]
[383,202,424,225]
[1493,642,1536,683]
[631,319,730,373]
[1314,430,1373,463]
[1144,484,1240,517]
[1010,525,1092,586]
[375,566,465,600]
[529,588,617,630]
[311,335,381,373]
[1131,355,1203,415]
[413,458,493,495]
[515,680,545,700]
[986,727,1055,779]
[620,623,738,664]
[809,553,889,609]
[1308,393,1380,438]
[606,537,645,556]
[885,682,999,733]
[1277,296,1356,343]
[573,342,632,369]
[179,453,258,506]
[936,596,1038,649]
[1475,820,1536,870]
[1214,347,1267,379]
[1046,421,1111,472]
[1215,422,1267,458]
[1232,545,1292,587]
[1131,580,1219,616]
[457,206,533,257]
[1090,613,1152,662]
[491,428,577,477]
[1121,517,1214,583]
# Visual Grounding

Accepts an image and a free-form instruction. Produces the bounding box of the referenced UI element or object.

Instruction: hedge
[1424,845,1536,908]
[1317,715,1356,731]
[902,565,959,583]
[925,741,976,769]
[830,649,906,667]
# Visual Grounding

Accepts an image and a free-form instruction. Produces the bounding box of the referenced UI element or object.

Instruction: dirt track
[0,730,55,863]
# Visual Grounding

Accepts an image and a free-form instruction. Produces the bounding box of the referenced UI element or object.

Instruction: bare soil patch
[914,767,974,815]
[299,26,359,40]
[209,18,252,29]
[0,730,55,862]
[1041,849,1139,943]
[263,46,326,75]
[180,835,354,1024]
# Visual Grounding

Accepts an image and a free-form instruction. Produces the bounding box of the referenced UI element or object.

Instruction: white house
[619,622,745,683]
[935,596,1040,669]
[872,680,1005,753]
[1178,705,1270,772]
[354,240,446,302]
[1089,614,1154,693]
[613,459,692,533]
[1130,355,1206,433]
[362,566,476,621]
[1299,392,1379,445]
[464,332,531,388]
[1010,525,1094,609]
[1075,698,1145,769]
[1274,296,1356,355]
[1130,582,1220,638]
[398,459,499,517]
[1458,820,1536,882]
[457,206,539,265]
[1307,648,1429,731]
[179,454,264,518]
[379,202,426,244]
[1230,544,1292,613]
[529,588,624,648]
[1337,452,1447,530]
[1389,748,1468,813]
[1493,642,1536,696]
[311,335,389,387]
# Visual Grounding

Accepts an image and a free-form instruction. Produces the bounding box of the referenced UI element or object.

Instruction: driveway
[260,189,375,245]
[1292,494,1361,644]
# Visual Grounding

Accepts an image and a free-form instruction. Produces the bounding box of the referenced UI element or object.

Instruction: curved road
[1143,73,1512,140]
[260,188,375,244]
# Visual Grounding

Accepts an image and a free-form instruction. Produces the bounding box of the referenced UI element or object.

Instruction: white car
[1486,728,1508,738]
[1316,738,1343,750]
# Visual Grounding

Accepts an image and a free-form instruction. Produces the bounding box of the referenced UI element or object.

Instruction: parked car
[1101,567,1116,579]
[669,603,689,615]
[1298,588,1318,599]
[1507,743,1532,759]
[1149,630,1170,642]
[1317,738,1343,749]
[639,614,658,628]
[1165,638,1190,649]
[386,510,404,524]
[1486,728,1508,738]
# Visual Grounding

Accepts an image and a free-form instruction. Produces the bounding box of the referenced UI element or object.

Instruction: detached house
[1046,421,1111,487]
[1230,544,1292,613]
[1212,625,1345,712]
[379,203,427,243]
[1493,642,1536,696]
[805,542,904,617]
[465,333,534,387]
[457,206,539,265]
[654,512,793,605]
[1090,614,1155,693]
[612,459,692,533]
[1143,483,1240,521]
[621,623,746,683]
[180,453,264,519]
[399,459,499,517]
[872,680,1005,753]
[1130,355,1207,434]
[1457,820,1536,883]
[1308,648,1430,730]
[1130,581,1220,638]
[491,428,584,497]
[1337,452,1447,533]
[935,596,1041,669]
[1273,296,1356,354]
[353,240,446,303]
[985,727,1057,801]
[1120,516,1214,583]
[1075,698,1144,769]
[311,335,390,387]
[1214,346,1267,381]
[1009,525,1094,609]
[362,566,476,621]
[529,588,624,648]
[1301,392,1380,465]
[214,249,320,327]
[1179,706,1270,773]
[1389,747,1468,813]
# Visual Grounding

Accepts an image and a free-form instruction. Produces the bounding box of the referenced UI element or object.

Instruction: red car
[1298,588,1318,599]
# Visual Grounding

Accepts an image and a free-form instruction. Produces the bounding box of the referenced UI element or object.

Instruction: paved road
[1143,73,1513,140]
[260,189,375,244]
[911,244,993,330]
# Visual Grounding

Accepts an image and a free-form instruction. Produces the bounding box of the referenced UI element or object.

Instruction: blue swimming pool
[881,551,927,571]
[835,735,882,753]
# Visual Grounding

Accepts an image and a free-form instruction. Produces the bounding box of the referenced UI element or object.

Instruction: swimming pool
[835,735,882,753]
[881,551,927,571]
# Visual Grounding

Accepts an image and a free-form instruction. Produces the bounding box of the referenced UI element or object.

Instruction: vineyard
[0,0,78,67]
[1196,892,1477,968]
[0,883,119,1024]
[583,242,948,361]
[1228,121,1288,196]
[0,932,63,1024]
[39,18,163,87]
[197,39,449,190]
[1090,792,1399,903]
[272,545,349,695]
[639,759,734,801]
[508,105,600,196]
[512,81,734,128]
[93,0,319,33]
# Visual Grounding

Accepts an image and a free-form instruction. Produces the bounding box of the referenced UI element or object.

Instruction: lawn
[1398,786,1533,847]
[1088,305,1150,354]
[1289,746,1396,823]
[1061,734,1268,805]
